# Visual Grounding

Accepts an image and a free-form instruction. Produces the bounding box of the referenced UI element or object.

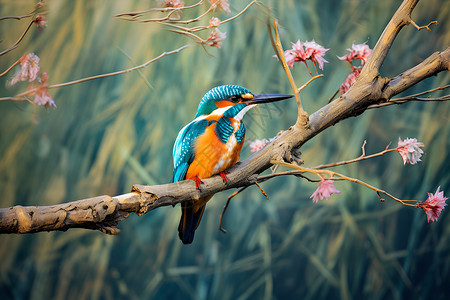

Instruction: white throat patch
[234,104,256,121]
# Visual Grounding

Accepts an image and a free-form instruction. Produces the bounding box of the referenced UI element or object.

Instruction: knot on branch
[296,112,310,128]
[271,139,293,165]
[131,184,159,216]
[82,196,128,235]
[14,205,33,233]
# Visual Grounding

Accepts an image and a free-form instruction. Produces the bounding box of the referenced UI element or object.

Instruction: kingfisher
[173,85,292,244]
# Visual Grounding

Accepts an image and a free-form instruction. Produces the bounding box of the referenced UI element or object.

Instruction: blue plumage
[173,118,208,182]
[224,103,247,118]
[214,117,234,143]
[235,122,246,143]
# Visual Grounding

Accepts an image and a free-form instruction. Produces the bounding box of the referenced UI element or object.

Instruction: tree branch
[0,0,448,235]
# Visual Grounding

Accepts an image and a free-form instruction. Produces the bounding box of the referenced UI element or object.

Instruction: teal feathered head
[195,85,253,118]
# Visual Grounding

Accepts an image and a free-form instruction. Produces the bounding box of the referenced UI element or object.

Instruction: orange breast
[185,119,244,181]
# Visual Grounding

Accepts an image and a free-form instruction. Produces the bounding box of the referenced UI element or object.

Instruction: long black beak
[246,94,293,105]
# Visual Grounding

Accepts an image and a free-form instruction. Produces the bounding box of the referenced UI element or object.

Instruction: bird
[173,85,292,244]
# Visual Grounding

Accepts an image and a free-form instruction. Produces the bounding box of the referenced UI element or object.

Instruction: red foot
[219,171,229,184]
[192,176,204,190]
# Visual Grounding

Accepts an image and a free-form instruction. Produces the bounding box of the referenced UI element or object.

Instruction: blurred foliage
[0,0,449,299]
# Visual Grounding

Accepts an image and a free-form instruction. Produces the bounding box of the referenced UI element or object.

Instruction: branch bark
[0,0,448,235]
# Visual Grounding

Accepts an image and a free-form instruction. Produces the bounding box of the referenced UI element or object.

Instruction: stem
[297,74,323,93]
[314,148,398,169]
[272,19,304,115]
[48,45,188,90]
[0,58,21,77]
[0,20,34,56]
[0,1,44,21]
[327,88,340,103]
[115,0,205,17]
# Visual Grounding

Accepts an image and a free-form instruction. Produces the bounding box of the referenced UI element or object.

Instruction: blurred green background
[0,0,449,299]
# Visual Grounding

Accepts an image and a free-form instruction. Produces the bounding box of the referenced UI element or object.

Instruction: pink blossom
[303,40,329,70]
[284,40,308,69]
[33,14,48,32]
[282,40,328,70]
[162,0,184,8]
[396,137,424,165]
[338,42,372,66]
[9,53,40,86]
[28,72,56,109]
[37,1,46,9]
[209,17,221,27]
[339,67,362,94]
[210,0,231,14]
[206,28,226,48]
[249,139,268,153]
[417,186,448,222]
[310,180,341,203]
[284,50,298,69]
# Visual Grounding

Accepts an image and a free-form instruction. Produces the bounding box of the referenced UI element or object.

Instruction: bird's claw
[219,171,229,184]
[192,176,204,190]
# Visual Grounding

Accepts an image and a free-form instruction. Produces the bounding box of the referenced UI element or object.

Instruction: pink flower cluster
[248,139,269,153]
[162,0,184,8]
[209,17,221,27]
[9,53,40,85]
[284,40,329,71]
[338,43,372,94]
[29,72,56,109]
[339,67,362,95]
[210,0,231,14]
[8,53,56,109]
[396,137,424,165]
[33,14,48,33]
[206,28,227,48]
[338,42,372,67]
[417,186,448,222]
[310,180,341,203]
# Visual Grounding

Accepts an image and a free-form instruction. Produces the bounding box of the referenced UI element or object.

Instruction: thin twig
[297,74,323,93]
[271,19,304,115]
[395,84,449,99]
[0,20,34,56]
[255,182,269,200]
[129,5,213,24]
[214,0,257,26]
[48,45,188,89]
[313,142,398,169]
[117,47,154,89]
[368,94,450,109]
[219,186,248,233]
[409,19,438,31]
[115,0,205,18]
[167,30,205,43]
[0,1,44,21]
[159,1,258,34]
[327,88,340,103]
[0,96,33,102]
[0,58,21,77]
[257,170,320,183]
[0,14,33,21]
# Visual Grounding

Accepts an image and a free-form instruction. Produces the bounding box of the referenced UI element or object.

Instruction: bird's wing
[173,118,208,182]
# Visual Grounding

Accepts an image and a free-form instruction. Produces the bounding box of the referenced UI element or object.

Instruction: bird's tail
[178,194,215,244]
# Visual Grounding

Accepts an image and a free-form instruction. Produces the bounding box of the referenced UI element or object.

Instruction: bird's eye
[230,95,241,103]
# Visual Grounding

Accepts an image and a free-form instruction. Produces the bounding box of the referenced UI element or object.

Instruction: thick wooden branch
[0,0,448,235]
[363,0,419,76]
